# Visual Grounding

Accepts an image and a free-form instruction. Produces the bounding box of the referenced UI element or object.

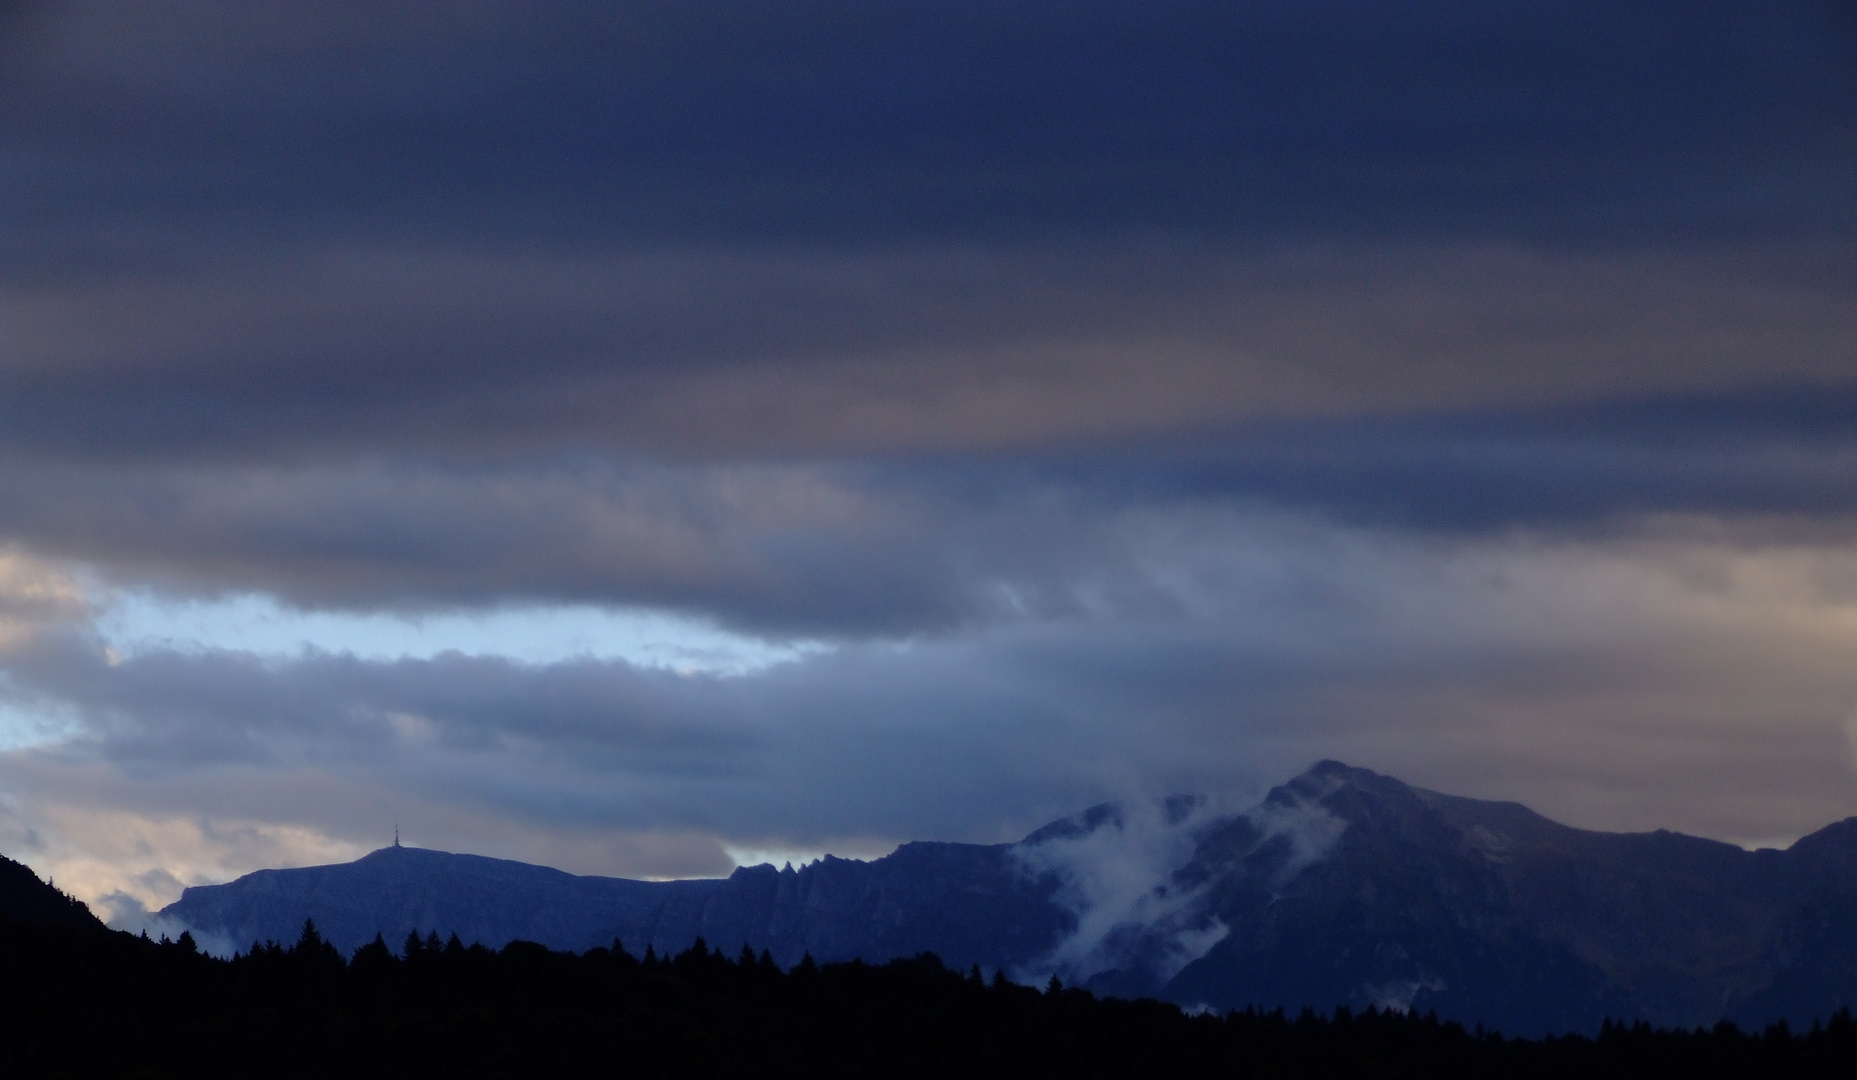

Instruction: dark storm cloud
[9,0,1849,256]
[3,1,1854,464]
[7,240,1855,463]
[1086,383,1857,532]
[0,377,1853,637]
[5,2,1857,896]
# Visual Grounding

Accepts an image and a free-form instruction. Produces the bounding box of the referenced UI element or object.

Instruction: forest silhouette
[5,904,1857,1078]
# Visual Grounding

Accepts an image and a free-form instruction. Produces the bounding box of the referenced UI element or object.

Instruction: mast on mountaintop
[395,823,400,848]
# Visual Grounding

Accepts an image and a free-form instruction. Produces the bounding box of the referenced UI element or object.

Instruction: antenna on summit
[394,822,400,848]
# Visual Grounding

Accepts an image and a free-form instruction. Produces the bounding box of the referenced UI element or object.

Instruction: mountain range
[159,761,1857,1035]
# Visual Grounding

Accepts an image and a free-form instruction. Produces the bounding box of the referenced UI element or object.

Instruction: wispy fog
[1011,787,1348,988]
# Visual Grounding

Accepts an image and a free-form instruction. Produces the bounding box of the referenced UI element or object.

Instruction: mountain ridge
[158,760,1857,1034]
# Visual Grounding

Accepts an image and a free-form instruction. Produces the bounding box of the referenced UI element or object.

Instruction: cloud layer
[2,1,1856,911]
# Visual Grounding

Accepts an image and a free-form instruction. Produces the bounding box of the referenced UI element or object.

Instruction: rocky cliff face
[160,761,1857,1034]
[698,842,1071,970]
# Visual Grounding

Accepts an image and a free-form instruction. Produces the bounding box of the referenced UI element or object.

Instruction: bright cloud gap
[94,591,825,675]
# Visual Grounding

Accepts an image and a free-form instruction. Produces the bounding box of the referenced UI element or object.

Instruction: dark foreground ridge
[0,852,102,930]
[162,761,1857,1035]
[5,910,1857,1079]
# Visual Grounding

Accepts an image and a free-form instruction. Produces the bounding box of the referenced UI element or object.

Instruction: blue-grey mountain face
[163,837,1072,975]
[163,762,1857,1035]
[162,846,724,958]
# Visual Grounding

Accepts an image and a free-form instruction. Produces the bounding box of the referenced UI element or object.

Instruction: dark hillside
[0,853,102,929]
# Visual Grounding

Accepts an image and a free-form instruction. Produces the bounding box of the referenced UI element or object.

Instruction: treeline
[3,918,1857,1078]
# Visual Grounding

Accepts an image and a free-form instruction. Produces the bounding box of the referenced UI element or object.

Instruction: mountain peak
[358,844,439,860]
[1290,759,1397,788]
[1273,759,1413,806]
[1305,758,1365,777]
[1019,801,1126,845]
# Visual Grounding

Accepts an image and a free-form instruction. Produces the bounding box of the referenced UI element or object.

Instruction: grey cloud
[4,404,1857,640]
[5,517,1857,870]
[7,454,1463,637]
[0,458,989,633]
[3,1,1852,467]
[3,242,1853,461]
[8,1,1850,261]
[4,0,1857,909]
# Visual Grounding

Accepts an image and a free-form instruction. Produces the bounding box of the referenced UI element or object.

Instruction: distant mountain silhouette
[162,761,1857,1034]
[165,838,1067,973]
[163,844,720,955]
[0,853,102,929]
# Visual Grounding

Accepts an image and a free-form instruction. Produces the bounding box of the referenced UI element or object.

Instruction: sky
[2,0,1856,914]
